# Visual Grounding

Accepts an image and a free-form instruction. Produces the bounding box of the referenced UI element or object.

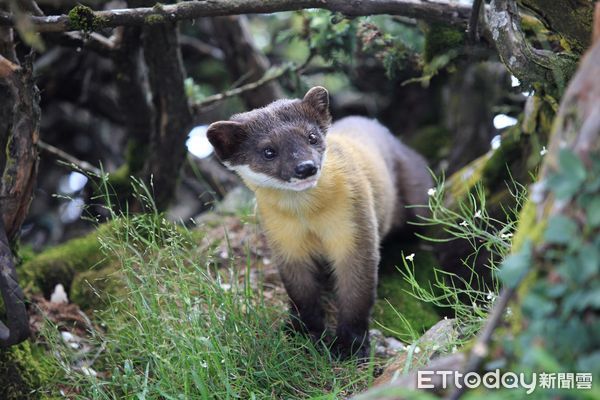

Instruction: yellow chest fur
[253,134,396,264]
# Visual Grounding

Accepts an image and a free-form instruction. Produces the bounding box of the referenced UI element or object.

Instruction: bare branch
[192,57,311,113]
[180,34,224,61]
[0,0,472,33]
[37,140,103,176]
[212,15,284,108]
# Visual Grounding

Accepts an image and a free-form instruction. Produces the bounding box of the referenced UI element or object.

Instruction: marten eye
[263,147,277,160]
[308,133,318,145]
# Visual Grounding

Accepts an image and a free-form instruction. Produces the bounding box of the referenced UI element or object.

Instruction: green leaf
[498,240,532,288]
[586,197,600,227]
[559,149,587,181]
[544,215,578,244]
[547,149,587,200]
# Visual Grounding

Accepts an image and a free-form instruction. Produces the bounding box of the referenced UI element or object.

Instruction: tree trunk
[0,25,40,347]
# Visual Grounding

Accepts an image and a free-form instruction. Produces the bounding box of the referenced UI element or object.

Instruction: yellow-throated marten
[207,87,432,358]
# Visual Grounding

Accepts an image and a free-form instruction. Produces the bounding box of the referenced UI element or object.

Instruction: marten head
[207,87,331,191]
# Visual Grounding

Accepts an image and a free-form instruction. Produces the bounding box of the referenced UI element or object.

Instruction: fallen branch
[0,0,472,33]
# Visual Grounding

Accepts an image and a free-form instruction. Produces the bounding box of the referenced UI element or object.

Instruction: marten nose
[294,161,317,179]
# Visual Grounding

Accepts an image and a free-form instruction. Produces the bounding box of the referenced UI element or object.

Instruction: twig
[0,0,472,33]
[180,35,224,61]
[38,140,103,175]
[192,61,304,112]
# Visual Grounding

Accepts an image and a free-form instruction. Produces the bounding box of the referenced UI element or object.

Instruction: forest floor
[10,189,455,399]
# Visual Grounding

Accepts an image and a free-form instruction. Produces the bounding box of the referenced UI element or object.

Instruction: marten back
[329,116,432,233]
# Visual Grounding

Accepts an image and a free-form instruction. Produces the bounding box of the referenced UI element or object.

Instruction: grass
[41,177,375,399]
[399,176,526,341]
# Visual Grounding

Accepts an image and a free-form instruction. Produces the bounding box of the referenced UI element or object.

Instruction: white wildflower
[414,346,421,354]
[474,210,482,219]
[540,146,548,156]
[405,253,415,262]
[200,361,208,368]
[81,366,97,377]
[427,188,437,197]
[486,291,495,300]
[220,283,231,291]
[500,232,513,239]
[460,220,469,227]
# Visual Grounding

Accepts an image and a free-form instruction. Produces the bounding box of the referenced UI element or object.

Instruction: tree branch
[0,0,472,33]
[488,0,577,95]
[37,140,103,175]
[211,15,284,109]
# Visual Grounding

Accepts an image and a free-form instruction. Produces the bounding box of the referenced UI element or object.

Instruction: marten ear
[303,86,332,130]
[207,121,247,162]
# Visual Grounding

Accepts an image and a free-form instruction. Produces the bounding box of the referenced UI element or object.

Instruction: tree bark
[0,25,39,347]
[139,21,193,211]
[0,0,472,32]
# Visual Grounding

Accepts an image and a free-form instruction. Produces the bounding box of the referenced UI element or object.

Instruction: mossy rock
[20,224,114,299]
[70,264,124,311]
[0,341,60,399]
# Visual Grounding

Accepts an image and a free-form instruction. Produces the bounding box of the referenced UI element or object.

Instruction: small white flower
[81,366,97,377]
[486,291,495,300]
[444,316,448,320]
[500,233,513,239]
[427,188,437,196]
[460,220,469,227]
[220,283,231,291]
[413,346,421,354]
[405,253,415,262]
[200,361,208,368]
[540,146,548,156]
[474,210,482,219]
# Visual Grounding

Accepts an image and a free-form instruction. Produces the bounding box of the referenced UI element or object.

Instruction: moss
[67,5,103,32]
[409,124,451,165]
[0,342,60,399]
[374,248,440,340]
[70,264,124,311]
[20,224,113,298]
[424,23,465,63]
[374,273,440,340]
[125,139,148,176]
[145,14,165,25]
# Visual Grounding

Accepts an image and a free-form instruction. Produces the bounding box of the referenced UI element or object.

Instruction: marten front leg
[331,223,379,359]
[277,257,326,340]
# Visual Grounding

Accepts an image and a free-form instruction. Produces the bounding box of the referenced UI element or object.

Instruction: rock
[373,318,458,387]
[50,283,68,304]
[354,353,466,400]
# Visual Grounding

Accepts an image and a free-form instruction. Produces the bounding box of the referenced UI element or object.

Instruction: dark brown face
[207,87,331,191]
